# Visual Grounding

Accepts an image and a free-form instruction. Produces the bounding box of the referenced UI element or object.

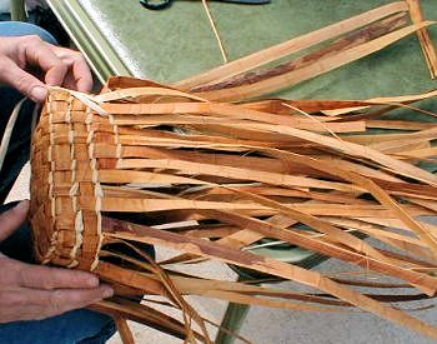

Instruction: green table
[13,0,437,342]
[46,0,437,99]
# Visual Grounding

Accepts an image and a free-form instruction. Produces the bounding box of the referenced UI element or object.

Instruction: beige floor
[7,165,437,344]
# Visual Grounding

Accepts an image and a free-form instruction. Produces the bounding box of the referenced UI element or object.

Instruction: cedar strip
[262,149,437,257]
[193,13,407,92]
[103,218,437,340]
[323,89,437,116]
[197,22,433,101]
[406,0,437,78]
[242,99,371,114]
[185,209,437,296]
[365,120,435,131]
[114,316,135,344]
[109,249,344,312]
[110,113,365,133]
[91,299,195,341]
[116,159,363,192]
[176,1,409,89]
[97,196,432,218]
[244,123,437,185]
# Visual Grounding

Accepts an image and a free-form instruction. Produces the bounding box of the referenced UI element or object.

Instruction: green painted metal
[10,0,26,21]
[46,0,132,83]
[215,276,251,344]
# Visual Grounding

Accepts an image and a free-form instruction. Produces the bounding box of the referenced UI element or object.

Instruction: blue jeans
[0,22,116,344]
[0,21,57,44]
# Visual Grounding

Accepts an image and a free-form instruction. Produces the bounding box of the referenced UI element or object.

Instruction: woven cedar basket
[29,75,437,342]
[28,2,437,342]
[31,89,104,270]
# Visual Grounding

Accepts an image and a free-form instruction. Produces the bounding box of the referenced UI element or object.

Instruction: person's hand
[0,201,113,323]
[0,35,93,102]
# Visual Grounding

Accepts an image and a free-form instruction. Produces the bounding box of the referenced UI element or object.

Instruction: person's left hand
[0,35,93,102]
[0,201,114,323]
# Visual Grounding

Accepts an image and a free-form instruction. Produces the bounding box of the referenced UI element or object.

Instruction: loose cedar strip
[406,0,437,79]
[90,299,197,341]
[113,316,135,344]
[196,22,434,101]
[103,218,437,340]
[176,1,409,89]
[161,203,437,296]
[100,250,345,313]
[192,13,407,92]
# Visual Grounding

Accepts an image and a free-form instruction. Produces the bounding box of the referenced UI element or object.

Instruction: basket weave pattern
[31,91,105,271]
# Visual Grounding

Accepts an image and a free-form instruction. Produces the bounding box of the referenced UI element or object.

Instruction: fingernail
[31,86,48,102]
[86,275,99,288]
[102,286,114,298]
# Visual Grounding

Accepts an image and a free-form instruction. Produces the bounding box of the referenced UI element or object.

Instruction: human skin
[0,35,93,102]
[0,202,113,323]
[0,36,112,323]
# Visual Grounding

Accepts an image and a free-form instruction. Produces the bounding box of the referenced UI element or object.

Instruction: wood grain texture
[29,2,437,342]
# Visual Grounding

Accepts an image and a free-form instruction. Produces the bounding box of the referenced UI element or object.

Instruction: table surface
[67,0,437,100]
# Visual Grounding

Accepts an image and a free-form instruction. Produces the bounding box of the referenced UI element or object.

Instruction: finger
[0,288,41,323]
[36,286,113,319]
[71,55,93,92]
[50,46,93,92]
[2,286,113,321]
[0,57,47,102]
[16,262,100,290]
[0,201,29,242]
[22,37,69,86]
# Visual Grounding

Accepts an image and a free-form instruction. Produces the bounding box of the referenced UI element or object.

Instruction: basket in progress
[30,76,437,342]
[29,2,437,342]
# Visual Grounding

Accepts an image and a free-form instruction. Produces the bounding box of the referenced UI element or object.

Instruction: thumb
[0,57,48,102]
[0,201,30,243]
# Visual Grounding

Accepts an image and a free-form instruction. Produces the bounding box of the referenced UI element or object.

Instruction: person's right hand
[0,201,113,323]
[0,35,93,102]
